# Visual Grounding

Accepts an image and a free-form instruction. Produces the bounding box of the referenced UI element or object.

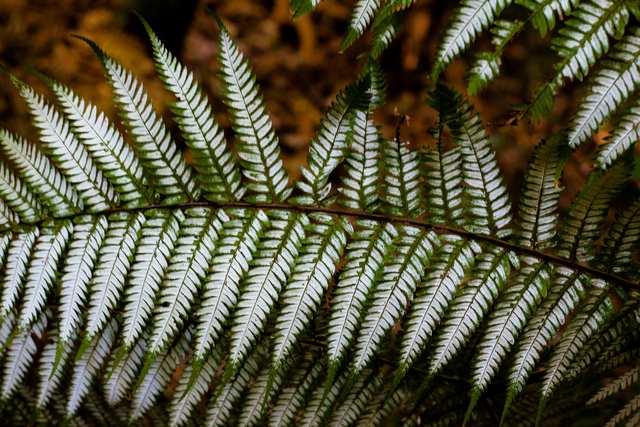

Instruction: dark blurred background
[0,0,610,207]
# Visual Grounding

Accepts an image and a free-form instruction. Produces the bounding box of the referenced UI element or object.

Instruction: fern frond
[433,0,513,80]
[337,110,381,210]
[170,348,221,427]
[49,79,150,207]
[300,365,346,427]
[504,267,585,416]
[104,335,146,405]
[85,212,144,339]
[238,362,284,427]
[131,332,190,421]
[205,341,265,427]
[150,208,225,353]
[398,235,481,377]
[382,139,424,217]
[352,226,437,373]
[216,19,290,202]
[517,136,565,249]
[18,220,72,329]
[468,20,522,95]
[0,200,17,228]
[123,210,182,348]
[598,97,640,168]
[0,161,42,223]
[1,229,38,315]
[0,129,80,216]
[567,28,640,148]
[228,210,303,369]
[269,354,323,427]
[540,283,613,403]
[12,77,117,211]
[66,319,117,415]
[196,208,269,362]
[0,16,638,425]
[557,161,628,261]
[600,199,640,273]
[588,366,640,405]
[437,84,512,236]
[296,77,370,204]
[427,246,514,376]
[423,145,464,226]
[516,0,579,36]
[570,299,640,377]
[341,0,383,51]
[468,53,502,96]
[357,386,409,427]
[58,215,107,343]
[272,214,350,369]
[329,370,385,426]
[326,220,396,371]
[470,258,550,398]
[142,18,244,203]
[1,311,47,398]
[37,331,75,407]
[370,13,401,59]
[78,36,198,203]
[529,0,629,120]
[604,394,640,427]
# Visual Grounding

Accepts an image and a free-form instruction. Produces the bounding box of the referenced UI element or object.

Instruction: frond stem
[16,200,640,291]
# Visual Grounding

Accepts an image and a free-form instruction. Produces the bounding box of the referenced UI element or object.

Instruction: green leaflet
[78,36,199,203]
[1,310,47,399]
[123,210,182,348]
[341,0,383,51]
[326,220,396,370]
[13,77,117,211]
[529,0,630,121]
[469,258,551,406]
[150,208,226,354]
[0,129,80,217]
[427,246,514,376]
[1,229,38,316]
[352,226,437,373]
[196,209,270,362]
[84,212,144,340]
[66,319,117,416]
[382,139,424,217]
[49,79,150,207]
[296,73,373,205]
[18,220,72,329]
[269,353,323,427]
[272,214,351,369]
[131,331,190,421]
[58,215,107,344]
[397,235,481,378]
[467,20,523,95]
[567,28,640,149]
[433,0,514,80]
[517,0,579,37]
[216,18,291,203]
[228,210,304,369]
[206,340,266,427]
[142,17,244,203]
[502,267,585,420]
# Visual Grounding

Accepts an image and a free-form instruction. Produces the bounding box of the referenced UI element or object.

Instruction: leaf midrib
[6,200,639,292]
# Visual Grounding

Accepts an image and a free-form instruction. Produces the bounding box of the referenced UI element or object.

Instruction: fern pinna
[307,0,640,174]
[0,12,639,427]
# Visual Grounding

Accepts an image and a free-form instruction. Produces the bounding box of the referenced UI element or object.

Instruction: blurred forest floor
[0,0,618,209]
